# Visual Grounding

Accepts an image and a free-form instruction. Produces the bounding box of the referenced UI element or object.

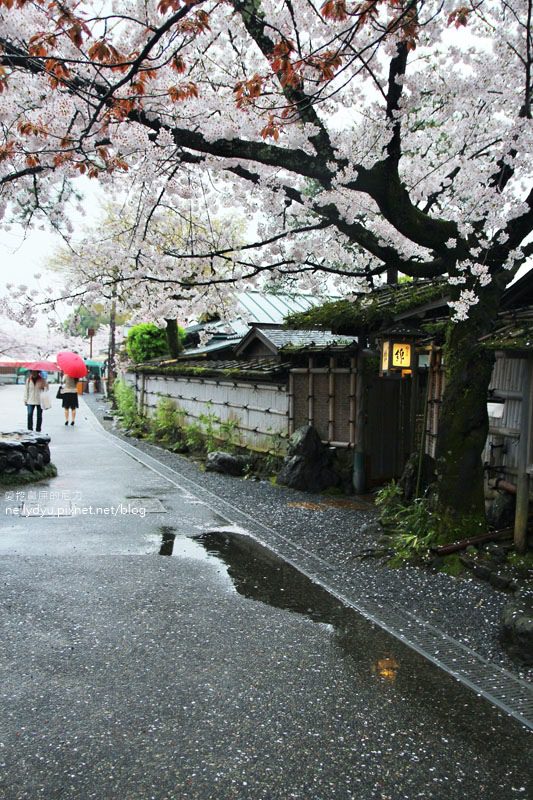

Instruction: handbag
[40,389,52,410]
[56,385,63,400]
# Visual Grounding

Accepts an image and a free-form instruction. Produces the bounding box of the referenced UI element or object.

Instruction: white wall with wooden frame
[131,371,289,453]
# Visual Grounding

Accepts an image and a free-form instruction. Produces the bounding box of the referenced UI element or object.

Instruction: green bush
[126,323,169,363]
[217,418,240,452]
[376,482,439,561]
[198,407,220,453]
[374,481,404,527]
[388,499,439,559]
[150,398,186,444]
[112,379,145,432]
[184,422,206,453]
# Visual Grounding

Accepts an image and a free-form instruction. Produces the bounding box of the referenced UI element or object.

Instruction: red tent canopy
[23,360,59,371]
[0,359,25,368]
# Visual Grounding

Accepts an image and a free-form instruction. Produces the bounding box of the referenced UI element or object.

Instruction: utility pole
[87,328,95,359]
[107,299,117,396]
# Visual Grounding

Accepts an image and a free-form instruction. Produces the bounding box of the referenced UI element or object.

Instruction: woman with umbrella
[23,367,50,432]
[61,373,79,425]
[57,351,87,426]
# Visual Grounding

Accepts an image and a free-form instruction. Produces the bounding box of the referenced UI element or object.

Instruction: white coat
[24,376,48,405]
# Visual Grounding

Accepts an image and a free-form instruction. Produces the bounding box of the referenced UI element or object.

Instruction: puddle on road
[155,528,533,741]
[157,527,215,562]
[157,527,355,628]
[160,528,401,666]
[192,530,348,627]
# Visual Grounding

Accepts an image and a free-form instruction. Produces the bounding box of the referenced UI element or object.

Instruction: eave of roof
[131,356,290,381]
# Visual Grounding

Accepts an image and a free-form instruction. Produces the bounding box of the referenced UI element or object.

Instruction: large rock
[205,451,247,476]
[487,491,516,530]
[500,585,533,665]
[285,425,324,459]
[277,426,340,493]
[398,452,436,501]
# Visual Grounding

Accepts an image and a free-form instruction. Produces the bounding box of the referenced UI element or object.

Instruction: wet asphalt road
[0,386,531,799]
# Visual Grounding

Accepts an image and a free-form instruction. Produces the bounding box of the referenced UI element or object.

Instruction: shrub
[374,481,404,527]
[388,498,439,559]
[126,323,168,363]
[198,407,220,453]
[217,417,240,452]
[112,379,145,432]
[376,481,439,561]
[184,422,206,454]
[150,398,186,444]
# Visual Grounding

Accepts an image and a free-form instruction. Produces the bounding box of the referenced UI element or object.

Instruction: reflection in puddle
[159,526,401,684]
[156,528,218,562]
[159,527,176,556]
[372,657,400,682]
[191,530,401,683]
[152,528,533,758]
[193,531,346,624]
[157,528,403,686]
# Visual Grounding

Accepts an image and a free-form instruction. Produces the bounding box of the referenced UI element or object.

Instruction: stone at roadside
[205,451,248,476]
[277,426,340,493]
[488,572,515,591]
[0,433,52,479]
[487,492,516,530]
[500,585,533,665]
[398,452,436,501]
[472,563,494,581]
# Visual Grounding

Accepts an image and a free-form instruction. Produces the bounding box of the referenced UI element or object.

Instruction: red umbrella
[23,360,59,371]
[56,351,88,378]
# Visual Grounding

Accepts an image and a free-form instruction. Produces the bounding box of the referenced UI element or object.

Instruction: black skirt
[62,392,79,409]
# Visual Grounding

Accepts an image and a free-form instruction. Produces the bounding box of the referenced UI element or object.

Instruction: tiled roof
[265,328,358,349]
[479,307,533,351]
[364,278,450,314]
[181,335,241,357]
[234,326,358,356]
[134,356,290,379]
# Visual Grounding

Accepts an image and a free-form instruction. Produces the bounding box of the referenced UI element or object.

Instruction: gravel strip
[84,393,533,684]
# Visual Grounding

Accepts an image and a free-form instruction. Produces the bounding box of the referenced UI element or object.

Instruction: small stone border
[0,463,57,487]
[0,431,52,482]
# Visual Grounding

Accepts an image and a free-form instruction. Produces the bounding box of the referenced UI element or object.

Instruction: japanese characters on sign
[392,343,411,368]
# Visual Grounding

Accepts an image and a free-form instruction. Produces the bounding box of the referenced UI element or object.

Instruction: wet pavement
[0,385,532,799]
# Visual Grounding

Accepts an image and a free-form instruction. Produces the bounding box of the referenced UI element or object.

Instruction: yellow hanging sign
[392,342,411,368]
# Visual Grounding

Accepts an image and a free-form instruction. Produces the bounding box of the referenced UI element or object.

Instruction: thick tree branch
[232,0,336,161]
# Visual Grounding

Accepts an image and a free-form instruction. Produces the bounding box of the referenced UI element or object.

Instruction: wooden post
[353,350,366,493]
[328,357,335,442]
[288,371,294,436]
[349,356,357,448]
[308,357,314,427]
[409,350,420,454]
[514,357,533,553]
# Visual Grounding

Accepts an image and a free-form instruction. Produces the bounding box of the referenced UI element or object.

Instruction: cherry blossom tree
[0,0,532,534]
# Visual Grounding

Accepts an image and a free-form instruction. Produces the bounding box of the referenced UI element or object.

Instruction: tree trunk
[107,299,117,396]
[434,280,505,539]
[165,318,183,358]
